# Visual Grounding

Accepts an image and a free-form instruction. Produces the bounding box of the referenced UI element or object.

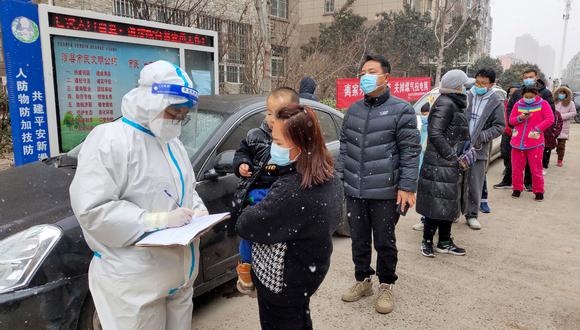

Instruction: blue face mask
[420,115,429,126]
[270,143,294,166]
[523,78,536,87]
[524,97,535,105]
[558,94,566,100]
[360,74,383,95]
[474,86,488,96]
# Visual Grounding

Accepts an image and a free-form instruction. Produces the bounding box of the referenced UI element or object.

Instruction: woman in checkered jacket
[236,104,344,330]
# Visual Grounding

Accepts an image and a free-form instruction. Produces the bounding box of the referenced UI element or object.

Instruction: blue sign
[1,0,50,166]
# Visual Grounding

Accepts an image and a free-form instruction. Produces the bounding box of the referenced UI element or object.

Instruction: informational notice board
[52,36,179,151]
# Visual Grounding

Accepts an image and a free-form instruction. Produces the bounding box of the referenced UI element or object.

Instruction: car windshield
[66,109,225,160]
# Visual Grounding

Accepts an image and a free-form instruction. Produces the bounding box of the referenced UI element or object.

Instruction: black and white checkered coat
[236,171,343,302]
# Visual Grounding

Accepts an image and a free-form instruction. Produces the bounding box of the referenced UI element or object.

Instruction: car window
[217,111,266,155]
[574,95,580,105]
[315,110,339,143]
[66,111,225,160]
[180,110,225,158]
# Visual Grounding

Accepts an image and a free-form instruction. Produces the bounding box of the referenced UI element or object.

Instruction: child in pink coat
[510,86,555,201]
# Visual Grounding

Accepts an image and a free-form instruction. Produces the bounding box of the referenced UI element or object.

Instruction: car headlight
[0,225,62,294]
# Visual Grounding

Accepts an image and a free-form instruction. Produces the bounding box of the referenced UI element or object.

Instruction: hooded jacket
[416,93,470,222]
[466,87,505,160]
[554,87,577,140]
[299,77,319,101]
[509,96,555,150]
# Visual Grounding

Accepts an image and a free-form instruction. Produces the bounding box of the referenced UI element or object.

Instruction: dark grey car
[0,95,348,329]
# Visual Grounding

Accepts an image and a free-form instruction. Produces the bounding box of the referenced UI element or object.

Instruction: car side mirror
[214,150,236,175]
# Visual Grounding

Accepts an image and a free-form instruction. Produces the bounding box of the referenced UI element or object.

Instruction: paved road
[192,126,580,329]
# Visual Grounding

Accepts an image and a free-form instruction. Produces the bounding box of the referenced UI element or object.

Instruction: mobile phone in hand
[396,202,410,216]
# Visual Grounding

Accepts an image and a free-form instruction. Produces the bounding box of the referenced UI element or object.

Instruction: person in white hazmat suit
[70,60,208,330]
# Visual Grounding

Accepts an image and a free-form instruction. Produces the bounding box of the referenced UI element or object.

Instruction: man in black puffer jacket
[337,55,421,315]
[416,69,470,258]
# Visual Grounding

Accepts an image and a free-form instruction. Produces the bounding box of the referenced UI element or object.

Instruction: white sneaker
[412,222,424,231]
[467,218,482,230]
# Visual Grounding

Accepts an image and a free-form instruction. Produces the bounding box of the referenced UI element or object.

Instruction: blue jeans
[238,188,270,263]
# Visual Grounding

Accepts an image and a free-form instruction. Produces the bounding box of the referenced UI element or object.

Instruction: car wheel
[78,295,102,330]
[575,112,580,124]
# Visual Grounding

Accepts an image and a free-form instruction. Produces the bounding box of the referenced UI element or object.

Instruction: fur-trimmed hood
[554,86,573,106]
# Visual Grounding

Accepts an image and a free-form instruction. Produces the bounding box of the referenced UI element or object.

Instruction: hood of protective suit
[121,60,194,130]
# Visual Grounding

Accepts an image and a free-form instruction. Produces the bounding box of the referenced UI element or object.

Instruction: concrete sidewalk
[192,126,580,329]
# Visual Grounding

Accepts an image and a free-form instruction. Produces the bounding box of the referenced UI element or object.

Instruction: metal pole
[558,0,572,79]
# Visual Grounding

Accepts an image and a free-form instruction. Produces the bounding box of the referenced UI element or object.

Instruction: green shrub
[0,87,12,156]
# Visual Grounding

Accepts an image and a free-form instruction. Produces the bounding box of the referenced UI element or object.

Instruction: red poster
[336,77,432,109]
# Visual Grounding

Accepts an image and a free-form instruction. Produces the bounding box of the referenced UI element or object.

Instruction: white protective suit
[70,61,207,330]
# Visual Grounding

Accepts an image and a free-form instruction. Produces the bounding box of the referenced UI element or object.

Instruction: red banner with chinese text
[336,77,432,109]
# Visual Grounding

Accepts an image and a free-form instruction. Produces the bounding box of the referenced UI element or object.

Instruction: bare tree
[254,0,272,93]
[127,0,211,26]
[432,0,479,84]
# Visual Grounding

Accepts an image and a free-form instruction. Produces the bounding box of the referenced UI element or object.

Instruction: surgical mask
[149,118,182,143]
[523,97,535,105]
[270,143,295,166]
[474,86,488,96]
[360,74,385,95]
[420,115,429,126]
[558,94,566,100]
[523,78,536,86]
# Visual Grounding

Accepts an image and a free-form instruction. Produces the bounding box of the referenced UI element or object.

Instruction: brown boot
[341,277,373,302]
[236,263,255,297]
[375,283,395,314]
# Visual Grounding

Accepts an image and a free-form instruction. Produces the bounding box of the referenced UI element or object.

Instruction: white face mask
[149,118,182,143]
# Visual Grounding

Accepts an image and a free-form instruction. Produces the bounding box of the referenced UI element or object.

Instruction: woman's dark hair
[475,68,496,83]
[521,85,539,95]
[362,54,391,74]
[276,104,334,188]
[420,103,431,114]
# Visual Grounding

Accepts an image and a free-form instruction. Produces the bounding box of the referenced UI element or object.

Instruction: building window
[324,0,335,14]
[113,0,188,26]
[271,0,288,19]
[226,65,241,83]
[271,46,287,78]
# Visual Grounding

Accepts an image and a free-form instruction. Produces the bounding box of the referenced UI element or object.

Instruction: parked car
[413,86,507,161]
[573,92,580,123]
[0,95,348,329]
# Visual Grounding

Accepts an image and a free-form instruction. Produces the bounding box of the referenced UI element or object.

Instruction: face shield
[149,83,199,143]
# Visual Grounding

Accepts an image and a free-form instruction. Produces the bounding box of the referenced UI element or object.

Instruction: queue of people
[68,57,574,330]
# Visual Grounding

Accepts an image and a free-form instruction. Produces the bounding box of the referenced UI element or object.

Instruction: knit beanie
[441,69,468,90]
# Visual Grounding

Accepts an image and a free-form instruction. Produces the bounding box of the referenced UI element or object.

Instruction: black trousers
[543,148,553,169]
[481,177,488,200]
[257,293,312,330]
[423,218,452,243]
[346,197,399,284]
[500,133,512,184]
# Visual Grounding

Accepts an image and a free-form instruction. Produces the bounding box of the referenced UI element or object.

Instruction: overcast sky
[490,0,580,71]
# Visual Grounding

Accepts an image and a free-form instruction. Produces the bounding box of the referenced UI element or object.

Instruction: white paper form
[136,213,230,247]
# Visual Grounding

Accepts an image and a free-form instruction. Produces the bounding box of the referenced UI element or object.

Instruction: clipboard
[136,212,230,247]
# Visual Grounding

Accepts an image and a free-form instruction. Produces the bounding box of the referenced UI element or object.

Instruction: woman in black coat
[236,104,343,330]
[416,70,470,258]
